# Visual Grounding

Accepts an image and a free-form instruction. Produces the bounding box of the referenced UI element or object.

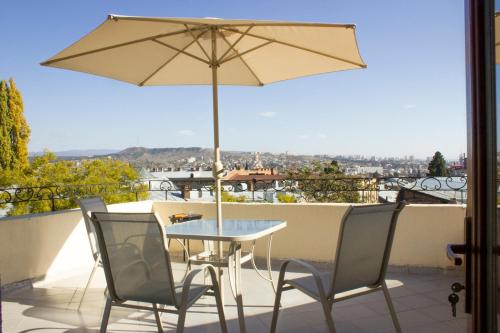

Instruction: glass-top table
[165,219,287,333]
[165,219,286,241]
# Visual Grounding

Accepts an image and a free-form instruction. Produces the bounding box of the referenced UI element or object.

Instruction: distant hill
[111,147,251,164]
[30,149,120,158]
[112,147,214,164]
[30,146,320,168]
[106,146,318,169]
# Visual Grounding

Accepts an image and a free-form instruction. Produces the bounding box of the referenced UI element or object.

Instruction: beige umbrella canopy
[42,14,366,278]
[42,15,366,85]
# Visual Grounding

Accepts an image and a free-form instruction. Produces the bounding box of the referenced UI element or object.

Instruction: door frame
[465,0,497,331]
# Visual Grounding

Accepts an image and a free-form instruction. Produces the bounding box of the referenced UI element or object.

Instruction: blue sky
[0,1,466,159]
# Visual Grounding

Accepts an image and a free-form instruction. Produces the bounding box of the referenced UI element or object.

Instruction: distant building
[345,166,383,176]
[396,188,457,204]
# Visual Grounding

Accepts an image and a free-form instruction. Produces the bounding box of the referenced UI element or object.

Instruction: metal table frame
[165,219,287,333]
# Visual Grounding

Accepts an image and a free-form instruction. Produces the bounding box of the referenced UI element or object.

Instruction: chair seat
[122,279,211,306]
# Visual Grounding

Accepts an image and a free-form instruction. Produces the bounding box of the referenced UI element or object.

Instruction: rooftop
[0,200,469,332]
[2,260,466,333]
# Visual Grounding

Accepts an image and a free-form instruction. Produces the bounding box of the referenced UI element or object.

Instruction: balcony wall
[0,201,465,286]
[0,201,153,285]
[154,202,466,268]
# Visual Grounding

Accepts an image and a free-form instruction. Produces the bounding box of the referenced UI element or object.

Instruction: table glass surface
[164,219,285,241]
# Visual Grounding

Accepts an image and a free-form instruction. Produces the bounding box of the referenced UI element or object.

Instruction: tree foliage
[0,78,30,173]
[221,190,246,202]
[0,78,148,216]
[428,151,449,177]
[277,193,297,203]
[6,152,148,216]
[0,80,12,170]
[287,160,361,203]
[8,78,30,170]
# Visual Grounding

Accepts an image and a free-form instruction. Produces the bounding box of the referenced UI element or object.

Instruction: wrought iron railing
[0,176,468,213]
[0,182,145,212]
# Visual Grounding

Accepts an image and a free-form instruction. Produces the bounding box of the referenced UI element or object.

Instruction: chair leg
[176,305,188,333]
[382,282,402,333]
[319,295,336,333]
[100,297,112,333]
[78,257,100,311]
[213,286,228,333]
[152,303,164,332]
[270,279,285,333]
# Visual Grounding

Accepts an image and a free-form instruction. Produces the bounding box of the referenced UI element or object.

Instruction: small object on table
[170,213,203,223]
[168,213,203,261]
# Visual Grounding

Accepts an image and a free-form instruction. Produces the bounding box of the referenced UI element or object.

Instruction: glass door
[465,0,497,332]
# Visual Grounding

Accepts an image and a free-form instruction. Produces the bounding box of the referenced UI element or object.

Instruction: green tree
[8,78,30,170]
[428,151,449,177]
[277,193,297,203]
[7,153,148,216]
[0,80,12,170]
[287,161,361,203]
[221,191,246,202]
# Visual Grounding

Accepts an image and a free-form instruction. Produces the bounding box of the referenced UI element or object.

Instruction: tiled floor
[2,260,468,332]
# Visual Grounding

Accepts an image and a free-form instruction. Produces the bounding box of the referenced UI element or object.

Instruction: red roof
[224,174,285,182]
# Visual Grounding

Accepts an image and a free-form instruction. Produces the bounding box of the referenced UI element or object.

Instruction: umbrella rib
[41,26,208,66]
[217,31,263,86]
[110,16,355,28]
[220,27,367,68]
[152,39,210,65]
[139,30,208,86]
[184,24,211,62]
[220,22,356,28]
[217,25,253,64]
[219,40,274,64]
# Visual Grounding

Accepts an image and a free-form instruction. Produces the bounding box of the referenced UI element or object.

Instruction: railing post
[50,195,56,211]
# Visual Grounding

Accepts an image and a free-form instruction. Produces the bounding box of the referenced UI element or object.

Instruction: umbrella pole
[211,28,224,302]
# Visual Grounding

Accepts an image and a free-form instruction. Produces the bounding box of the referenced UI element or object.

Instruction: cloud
[403,104,416,110]
[299,134,309,139]
[177,129,194,136]
[259,111,276,118]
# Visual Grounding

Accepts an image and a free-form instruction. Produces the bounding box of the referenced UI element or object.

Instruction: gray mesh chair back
[77,196,108,260]
[330,203,403,295]
[91,212,177,306]
[271,202,405,333]
[90,212,227,333]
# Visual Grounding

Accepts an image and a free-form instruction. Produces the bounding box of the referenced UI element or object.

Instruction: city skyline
[29,145,465,161]
[1,0,466,158]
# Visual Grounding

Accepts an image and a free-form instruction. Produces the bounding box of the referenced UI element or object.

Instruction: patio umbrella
[41,14,366,281]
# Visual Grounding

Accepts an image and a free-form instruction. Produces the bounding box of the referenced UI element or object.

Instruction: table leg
[217,240,224,305]
[250,234,277,294]
[234,242,246,333]
[228,242,237,299]
[266,234,277,294]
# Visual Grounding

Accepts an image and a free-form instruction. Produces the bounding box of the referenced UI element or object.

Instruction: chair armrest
[278,259,328,295]
[179,264,219,306]
[183,264,217,287]
[280,258,322,277]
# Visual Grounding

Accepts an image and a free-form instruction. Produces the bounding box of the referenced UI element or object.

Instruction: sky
[0,0,466,159]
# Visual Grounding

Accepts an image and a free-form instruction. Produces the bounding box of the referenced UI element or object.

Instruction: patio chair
[91,212,227,333]
[270,202,405,333]
[77,196,108,311]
